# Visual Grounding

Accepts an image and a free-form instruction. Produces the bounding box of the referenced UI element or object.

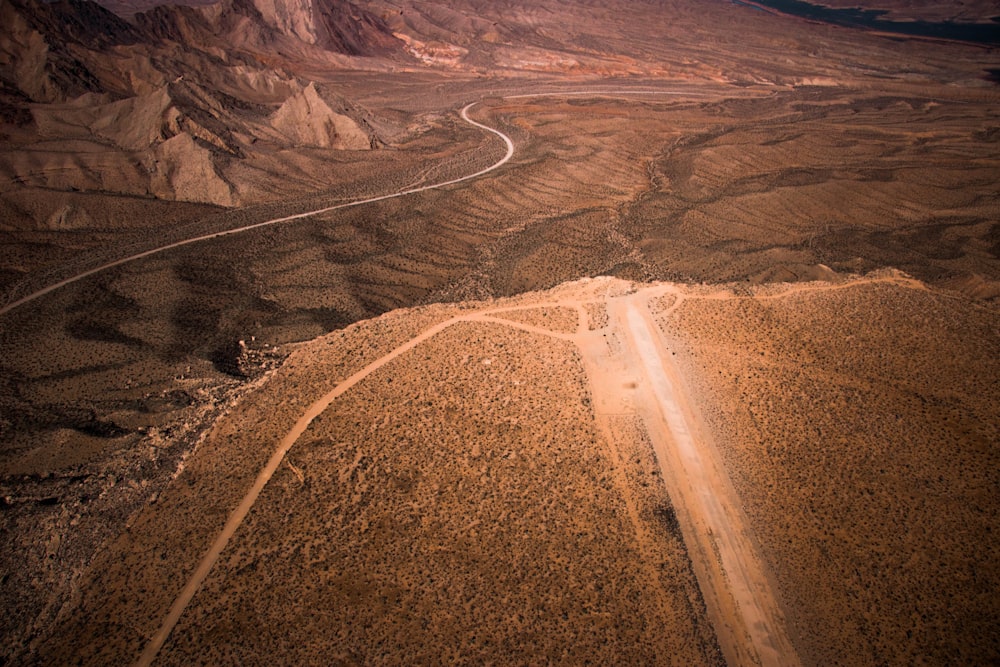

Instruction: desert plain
[0,0,998,664]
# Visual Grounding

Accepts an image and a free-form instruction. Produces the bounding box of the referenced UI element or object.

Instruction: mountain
[93,0,218,19]
[0,0,407,208]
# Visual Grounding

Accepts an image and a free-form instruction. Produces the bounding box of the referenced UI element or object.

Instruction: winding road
[0,88,704,317]
[3,91,801,665]
[0,103,510,317]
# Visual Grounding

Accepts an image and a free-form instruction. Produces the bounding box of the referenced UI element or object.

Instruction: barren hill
[1,0,998,664]
[14,274,997,665]
[0,0,406,210]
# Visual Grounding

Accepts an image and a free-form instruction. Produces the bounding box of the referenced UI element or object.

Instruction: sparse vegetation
[486,305,579,333]
[659,278,1000,665]
[1,0,998,663]
[32,293,723,665]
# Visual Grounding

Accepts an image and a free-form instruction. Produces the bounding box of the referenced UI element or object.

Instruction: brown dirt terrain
[33,284,727,665]
[24,273,997,666]
[1,0,998,662]
[656,273,1000,665]
[1,86,997,661]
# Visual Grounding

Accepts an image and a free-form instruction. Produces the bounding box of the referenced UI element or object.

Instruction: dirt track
[5,0,999,660]
[3,89,704,317]
[18,270,989,665]
[5,83,977,663]
[0,102,514,317]
[137,277,816,666]
[612,294,797,666]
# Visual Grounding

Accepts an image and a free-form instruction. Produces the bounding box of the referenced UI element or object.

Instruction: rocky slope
[0,0,407,210]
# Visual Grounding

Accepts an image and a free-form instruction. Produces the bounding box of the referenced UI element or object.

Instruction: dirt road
[0,102,514,317]
[136,279,806,665]
[607,289,799,666]
[2,89,700,317]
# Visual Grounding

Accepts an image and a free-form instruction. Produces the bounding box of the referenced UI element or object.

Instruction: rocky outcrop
[252,0,319,44]
[314,0,405,55]
[132,0,403,58]
[0,0,399,206]
[269,82,371,150]
[94,0,218,21]
[150,132,236,205]
[32,86,174,150]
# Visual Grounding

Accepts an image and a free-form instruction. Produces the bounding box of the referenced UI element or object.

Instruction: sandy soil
[21,271,996,665]
[657,273,1000,665]
[2,0,999,662]
[579,287,800,666]
[4,80,999,664]
[36,281,733,665]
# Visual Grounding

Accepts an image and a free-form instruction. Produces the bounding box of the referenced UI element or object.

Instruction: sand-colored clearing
[25,272,999,665]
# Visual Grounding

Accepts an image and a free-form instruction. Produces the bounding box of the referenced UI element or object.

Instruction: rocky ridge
[0,0,408,208]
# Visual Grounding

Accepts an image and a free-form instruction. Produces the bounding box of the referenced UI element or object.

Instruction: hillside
[14,274,997,665]
[0,0,406,211]
[0,0,998,664]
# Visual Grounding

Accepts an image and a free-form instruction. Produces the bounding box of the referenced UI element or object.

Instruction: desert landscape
[655,273,999,665]
[0,0,997,664]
